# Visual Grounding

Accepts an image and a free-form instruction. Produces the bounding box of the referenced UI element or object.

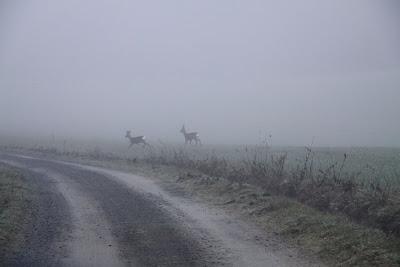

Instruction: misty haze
[1,1,400,266]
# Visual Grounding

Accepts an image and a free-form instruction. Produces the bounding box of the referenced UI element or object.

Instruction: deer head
[180,125,186,134]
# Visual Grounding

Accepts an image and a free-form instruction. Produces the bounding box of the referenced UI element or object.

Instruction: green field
[1,135,400,186]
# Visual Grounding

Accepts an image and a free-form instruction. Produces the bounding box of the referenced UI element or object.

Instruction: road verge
[0,165,34,264]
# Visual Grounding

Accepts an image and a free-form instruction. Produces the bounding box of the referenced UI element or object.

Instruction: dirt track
[0,153,321,267]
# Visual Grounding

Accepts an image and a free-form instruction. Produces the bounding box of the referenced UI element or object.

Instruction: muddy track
[0,153,321,267]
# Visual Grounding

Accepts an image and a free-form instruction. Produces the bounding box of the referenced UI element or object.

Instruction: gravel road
[0,153,322,267]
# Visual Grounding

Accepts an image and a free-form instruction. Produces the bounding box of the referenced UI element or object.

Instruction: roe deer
[180,125,201,145]
[125,130,149,147]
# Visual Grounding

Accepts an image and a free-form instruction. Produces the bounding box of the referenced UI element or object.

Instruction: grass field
[1,137,400,191]
[2,137,400,185]
[4,136,399,182]
[63,141,400,188]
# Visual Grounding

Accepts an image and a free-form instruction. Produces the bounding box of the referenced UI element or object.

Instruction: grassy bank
[174,170,400,266]
[0,165,33,263]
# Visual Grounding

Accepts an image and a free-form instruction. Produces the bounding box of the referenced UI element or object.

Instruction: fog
[1,0,399,146]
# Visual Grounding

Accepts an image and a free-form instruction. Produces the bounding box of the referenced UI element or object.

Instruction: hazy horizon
[1,0,400,147]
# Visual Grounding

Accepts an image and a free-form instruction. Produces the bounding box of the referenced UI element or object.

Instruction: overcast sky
[1,0,399,146]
